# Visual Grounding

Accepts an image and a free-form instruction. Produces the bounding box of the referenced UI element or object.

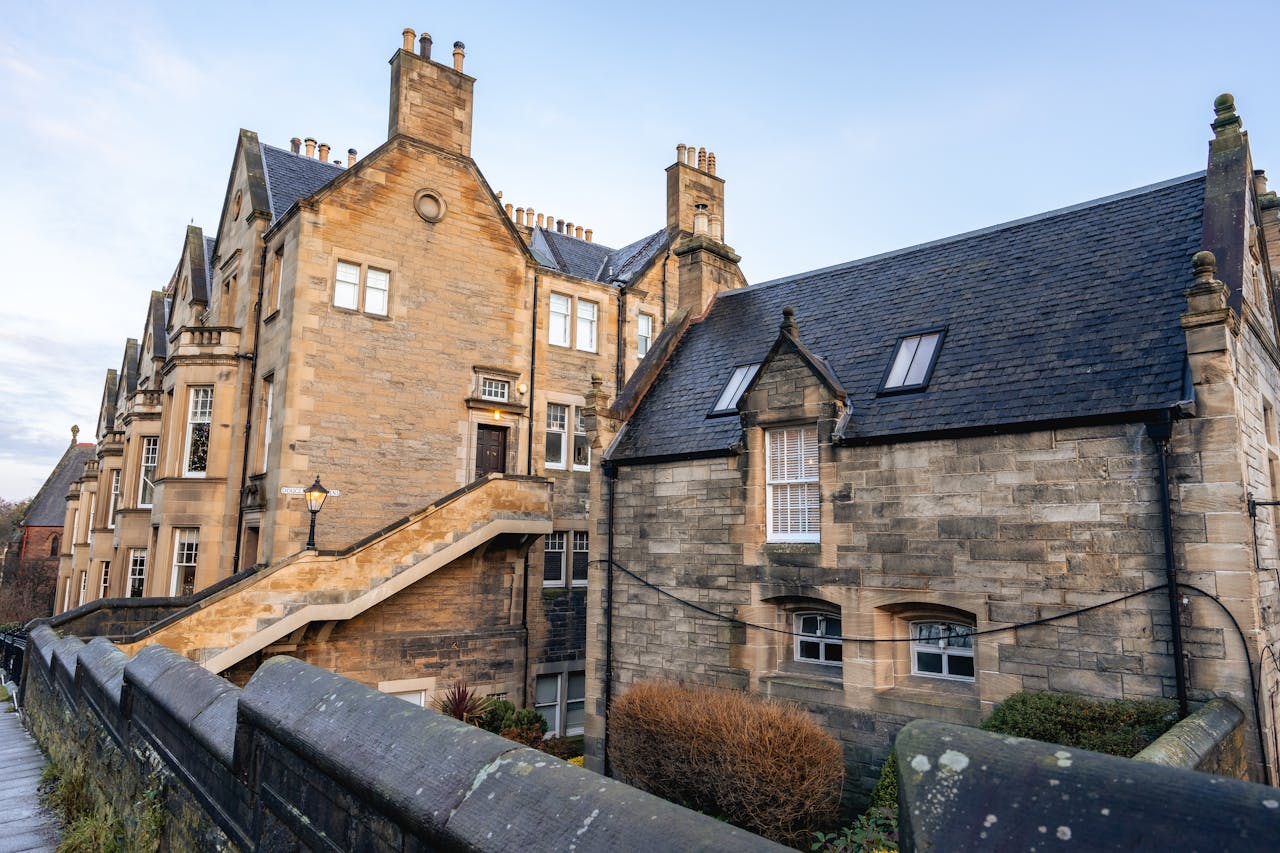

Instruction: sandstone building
[586,94,1280,795]
[50,28,744,731]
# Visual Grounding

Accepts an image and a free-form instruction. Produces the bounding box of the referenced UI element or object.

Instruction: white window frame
[480,378,510,402]
[107,469,120,528]
[545,404,568,470]
[571,531,589,588]
[139,436,159,506]
[334,259,391,316]
[183,386,213,477]
[549,293,572,347]
[535,670,586,737]
[572,408,590,471]
[172,528,199,597]
[710,363,761,415]
[128,549,147,598]
[78,571,87,607]
[543,532,566,587]
[794,611,842,667]
[766,425,820,543]
[637,312,654,358]
[260,376,274,473]
[910,620,975,681]
[99,561,111,599]
[576,300,598,353]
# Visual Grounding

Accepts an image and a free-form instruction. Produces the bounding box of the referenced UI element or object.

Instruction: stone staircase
[118,474,552,672]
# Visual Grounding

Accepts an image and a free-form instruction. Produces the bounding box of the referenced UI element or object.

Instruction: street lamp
[303,476,330,550]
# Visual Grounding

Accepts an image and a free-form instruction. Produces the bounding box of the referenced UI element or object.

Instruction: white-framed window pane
[910,620,975,681]
[480,378,510,402]
[543,532,565,586]
[767,426,820,542]
[885,332,942,389]
[78,571,87,607]
[139,436,159,506]
[637,313,653,358]
[185,386,213,475]
[545,404,567,469]
[712,363,761,413]
[549,294,571,346]
[335,261,360,310]
[365,267,390,315]
[99,561,111,599]
[565,671,586,735]
[535,674,561,736]
[572,408,590,470]
[260,377,274,473]
[128,549,147,598]
[173,528,199,597]
[795,612,842,665]
[571,531,588,587]
[107,469,120,528]
[576,300,598,352]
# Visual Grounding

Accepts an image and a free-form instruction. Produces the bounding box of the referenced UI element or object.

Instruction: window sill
[263,309,280,324]
[876,677,980,717]
[759,672,844,702]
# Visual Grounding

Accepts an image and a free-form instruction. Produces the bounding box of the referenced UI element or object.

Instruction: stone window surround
[764,424,820,544]
[875,601,979,692]
[183,385,214,478]
[543,393,590,473]
[330,249,397,318]
[534,663,586,737]
[542,531,588,588]
[547,291,599,353]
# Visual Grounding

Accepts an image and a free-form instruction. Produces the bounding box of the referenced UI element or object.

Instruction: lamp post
[303,476,329,551]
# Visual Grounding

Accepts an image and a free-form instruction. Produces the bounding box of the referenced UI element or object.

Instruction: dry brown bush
[608,681,844,846]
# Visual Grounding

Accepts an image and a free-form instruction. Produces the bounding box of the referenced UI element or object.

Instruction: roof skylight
[881,330,944,392]
[709,363,761,416]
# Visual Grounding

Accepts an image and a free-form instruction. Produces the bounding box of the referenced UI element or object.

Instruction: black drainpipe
[1147,414,1189,718]
[659,246,671,325]
[521,271,539,708]
[603,459,617,774]
[232,242,268,572]
[616,288,626,395]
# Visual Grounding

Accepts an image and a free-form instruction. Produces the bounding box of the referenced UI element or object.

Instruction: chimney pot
[1255,169,1268,196]
[304,137,316,158]
[566,221,574,236]
[686,145,696,166]
[453,41,465,72]
[506,203,514,219]
[710,214,723,241]
[537,213,545,228]
[402,28,416,52]
[707,152,716,176]
[693,203,709,236]
[318,142,330,162]
[516,206,525,226]
[419,32,432,60]
[290,137,302,154]
[697,147,707,171]
[575,225,584,239]
[556,218,565,233]
[347,148,357,167]
[676,143,687,164]
[585,228,593,242]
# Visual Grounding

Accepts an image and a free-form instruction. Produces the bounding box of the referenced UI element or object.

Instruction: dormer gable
[739,307,846,429]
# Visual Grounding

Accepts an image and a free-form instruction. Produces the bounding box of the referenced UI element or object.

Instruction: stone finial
[402,28,416,52]
[452,41,465,72]
[1192,250,1217,283]
[419,32,432,60]
[781,306,798,335]
[591,372,603,390]
[1212,93,1242,138]
[70,424,79,446]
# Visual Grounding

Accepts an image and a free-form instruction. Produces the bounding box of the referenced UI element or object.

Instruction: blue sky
[2,1,1278,498]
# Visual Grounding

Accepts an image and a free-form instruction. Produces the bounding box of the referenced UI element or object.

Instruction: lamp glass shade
[304,477,330,513]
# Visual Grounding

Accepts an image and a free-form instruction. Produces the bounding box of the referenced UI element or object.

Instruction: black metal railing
[0,628,26,686]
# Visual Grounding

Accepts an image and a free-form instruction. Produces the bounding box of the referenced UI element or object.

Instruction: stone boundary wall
[22,625,782,852]
[895,717,1275,852]
[1133,696,1248,778]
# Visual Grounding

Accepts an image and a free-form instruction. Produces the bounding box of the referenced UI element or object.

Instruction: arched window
[49,535,60,557]
[909,620,974,681]
[795,612,842,666]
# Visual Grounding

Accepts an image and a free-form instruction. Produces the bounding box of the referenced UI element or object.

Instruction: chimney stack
[388,28,475,156]
[402,28,416,52]
[304,137,316,158]
[347,148,357,167]
[419,32,432,60]
[453,41,465,72]
[318,142,330,162]
[290,137,302,154]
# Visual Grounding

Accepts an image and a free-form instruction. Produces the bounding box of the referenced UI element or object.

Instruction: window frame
[878,327,946,394]
[172,528,199,597]
[794,611,842,668]
[765,425,821,544]
[128,549,147,598]
[572,408,590,471]
[183,386,214,478]
[259,375,274,474]
[549,293,572,347]
[480,378,510,402]
[545,404,569,470]
[139,436,159,506]
[535,670,586,737]
[542,532,566,587]
[909,619,975,682]
[333,259,391,316]
[571,531,589,588]
[576,299,599,353]
[637,312,654,358]
[99,561,111,599]
[107,469,120,528]
[708,363,761,417]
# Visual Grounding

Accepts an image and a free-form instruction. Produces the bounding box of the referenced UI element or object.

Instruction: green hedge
[979,691,1178,758]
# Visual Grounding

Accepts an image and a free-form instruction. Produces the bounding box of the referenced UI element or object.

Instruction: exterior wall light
[304,476,330,550]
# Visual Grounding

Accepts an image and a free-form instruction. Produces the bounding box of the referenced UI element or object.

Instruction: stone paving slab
[0,685,60,853]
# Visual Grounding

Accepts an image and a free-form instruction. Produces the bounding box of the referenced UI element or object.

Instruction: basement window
[880,329,944,393]
[708,363,760,416]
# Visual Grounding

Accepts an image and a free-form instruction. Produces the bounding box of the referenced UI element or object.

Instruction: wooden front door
[475,424,508,478]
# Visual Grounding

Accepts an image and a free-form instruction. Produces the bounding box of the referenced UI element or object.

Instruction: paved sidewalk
[0,684,60,853]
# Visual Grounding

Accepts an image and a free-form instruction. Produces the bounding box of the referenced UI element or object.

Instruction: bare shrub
[609,681,844,846]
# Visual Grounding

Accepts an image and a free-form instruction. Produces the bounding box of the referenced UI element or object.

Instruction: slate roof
[22,444,96,527]
[203,236,216,281]
[260,143,343,223]
[610,173,1206,462]
[532,227,668,285]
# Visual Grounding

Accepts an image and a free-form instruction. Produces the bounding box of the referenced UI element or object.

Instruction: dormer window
[709,363,760,416]
[881,329,944,393]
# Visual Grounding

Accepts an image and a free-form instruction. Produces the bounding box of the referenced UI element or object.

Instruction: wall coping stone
[125,645,239,765]
[895,718,1280,851]
[77,637,128,705]
[1134,697,1244,769]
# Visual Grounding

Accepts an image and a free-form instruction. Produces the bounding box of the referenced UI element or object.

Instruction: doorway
[475,424,508,478]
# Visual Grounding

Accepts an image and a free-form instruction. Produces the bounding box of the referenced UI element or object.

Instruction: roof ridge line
[261,142,344,168]
[731,171,1207,296]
